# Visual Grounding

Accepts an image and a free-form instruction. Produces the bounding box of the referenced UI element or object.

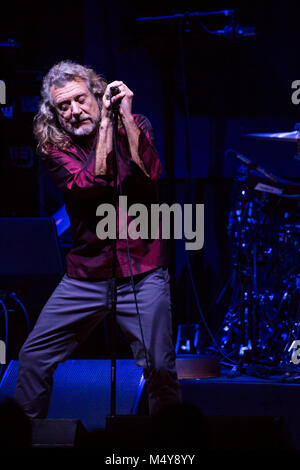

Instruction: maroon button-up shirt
[42,114,168,280]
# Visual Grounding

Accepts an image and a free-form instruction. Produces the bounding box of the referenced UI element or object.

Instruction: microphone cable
[0,299,9,376]
[0,293,30,378]
[9,293,31,335]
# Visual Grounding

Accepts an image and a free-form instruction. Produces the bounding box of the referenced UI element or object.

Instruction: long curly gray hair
[33,60,107,153]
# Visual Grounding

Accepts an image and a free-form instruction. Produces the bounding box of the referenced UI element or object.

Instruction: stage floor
[1,360,300,449]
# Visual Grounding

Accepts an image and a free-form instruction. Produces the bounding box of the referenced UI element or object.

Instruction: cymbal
[245,130,300,142]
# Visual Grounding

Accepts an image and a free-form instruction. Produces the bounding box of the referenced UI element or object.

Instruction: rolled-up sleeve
[134,115,162,181]
[41,145,110,197]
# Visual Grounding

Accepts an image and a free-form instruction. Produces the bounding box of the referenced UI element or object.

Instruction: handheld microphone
[109,86,120,97]
[107,86,121,113]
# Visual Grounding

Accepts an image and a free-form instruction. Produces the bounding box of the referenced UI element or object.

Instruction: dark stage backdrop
[0,0,299,356]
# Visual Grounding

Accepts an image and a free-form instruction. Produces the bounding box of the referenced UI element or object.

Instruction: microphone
[216,24,256,38]
[109,86,120,97]
[108,86,121,113]
[0,38,19,48]
[225,149,278,183]
[105,86,120,100]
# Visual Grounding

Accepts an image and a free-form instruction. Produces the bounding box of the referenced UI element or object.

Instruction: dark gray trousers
[15,267,181,418]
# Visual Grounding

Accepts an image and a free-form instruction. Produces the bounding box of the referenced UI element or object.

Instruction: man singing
[15,60,181,418]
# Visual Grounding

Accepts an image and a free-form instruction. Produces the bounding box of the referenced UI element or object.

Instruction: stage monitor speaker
[0,217,64,316]
[0,359,145,432]
[0,217,63,276]
[31,419,88,448]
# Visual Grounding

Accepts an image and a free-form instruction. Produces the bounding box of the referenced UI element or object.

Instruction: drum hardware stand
[218,147,300,377]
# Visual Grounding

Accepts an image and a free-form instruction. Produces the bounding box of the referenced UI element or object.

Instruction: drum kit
[217,124,300,373]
